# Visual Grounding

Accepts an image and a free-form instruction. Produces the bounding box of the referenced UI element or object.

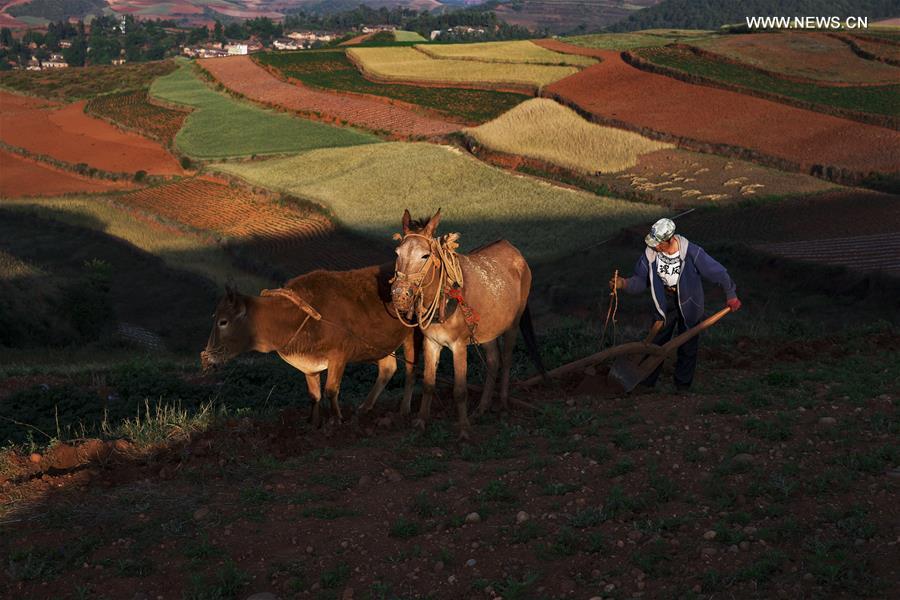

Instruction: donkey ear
[234,294,248,319]
[401,209,412,235]
[424,208,442,237]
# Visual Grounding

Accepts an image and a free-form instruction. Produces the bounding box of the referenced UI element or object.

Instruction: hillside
[608,0,900,32]
[492,0,663,35]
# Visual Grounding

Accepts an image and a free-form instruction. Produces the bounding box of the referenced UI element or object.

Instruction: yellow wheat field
[415,40,597,67]
[346,47,579,90]
[466,98,673,174]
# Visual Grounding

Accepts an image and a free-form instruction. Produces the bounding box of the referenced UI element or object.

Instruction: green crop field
[394,30,427,42]
[212,142,665,261]
[635,46,900,118]
[415,40,597,67]
[255,50,527,123]
[0,60,177,101]
[149,61,379,159]
[565,29,718,50]
[347,46,579,91]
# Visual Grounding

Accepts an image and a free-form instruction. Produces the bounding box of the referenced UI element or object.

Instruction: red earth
[535,40,900,176]
[199,56,461,138]
[0,150,138,197]
[0,91,183,176]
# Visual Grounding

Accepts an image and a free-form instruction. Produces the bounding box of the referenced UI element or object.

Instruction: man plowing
[610,218,742,391]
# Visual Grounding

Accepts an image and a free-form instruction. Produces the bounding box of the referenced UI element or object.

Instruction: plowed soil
[0,92,183,175]
[535,40,900,175]
[118,177,388,276]
[0,150,137,198]
[199,56,460,137]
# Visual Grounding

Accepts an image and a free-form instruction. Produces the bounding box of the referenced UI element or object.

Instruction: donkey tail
[519,303,546,376]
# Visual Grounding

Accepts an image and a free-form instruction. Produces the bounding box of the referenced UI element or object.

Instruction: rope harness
[390,232,477,336]
[599,269,619,349]
[261,287,322,352]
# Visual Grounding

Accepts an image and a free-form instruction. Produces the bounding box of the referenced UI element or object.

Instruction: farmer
[609,218,741,390]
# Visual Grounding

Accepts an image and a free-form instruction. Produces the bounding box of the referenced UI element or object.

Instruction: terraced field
[634,45,900,119]
[537,40,900,177]
[199,55,461,136]
[845,33,900,64]
[85,90,191,145]
[0,60,176,101]
[466,98,671,174]
[692,32,900,85]
[564,29,717,50]
[0,90,183,176]
[213,142,666,261]
[118,178,387,275]
[149,62,379,159]
[0,150,137,198]
[415,40,596,67]
[347,46,579,91]
[254,50,527,124]
[394,30,426,42]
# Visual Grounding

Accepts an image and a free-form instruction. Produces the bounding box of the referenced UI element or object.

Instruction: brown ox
[390,209,543,438]
[201,264,415,426]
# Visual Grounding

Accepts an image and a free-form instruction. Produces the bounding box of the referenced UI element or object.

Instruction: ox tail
[519,304,546,377]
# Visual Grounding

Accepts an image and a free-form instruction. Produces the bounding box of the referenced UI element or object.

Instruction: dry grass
[2,196,267,291]
[347,46,579,90]
[416,40,596,67]
[565,29,717,50]
[212,142,665,261]
[467,98,672,174]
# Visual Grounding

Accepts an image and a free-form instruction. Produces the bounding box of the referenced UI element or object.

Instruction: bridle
[391,231,463,330]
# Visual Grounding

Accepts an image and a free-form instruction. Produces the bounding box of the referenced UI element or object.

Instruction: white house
[225,43,248,56]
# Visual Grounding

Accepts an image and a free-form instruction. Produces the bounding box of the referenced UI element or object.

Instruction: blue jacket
[624,235,736,326]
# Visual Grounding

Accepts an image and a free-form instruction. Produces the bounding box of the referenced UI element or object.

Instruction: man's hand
[609,275,626,291]
[727,297,742,312]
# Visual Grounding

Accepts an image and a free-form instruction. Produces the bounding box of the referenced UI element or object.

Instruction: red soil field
[85,89,190,145]
[536,40,900,176]
[0,91,183,176]
[0,150,137,198]
[199,56,460,137]
[118,177,387,274]
[339,32,375,46]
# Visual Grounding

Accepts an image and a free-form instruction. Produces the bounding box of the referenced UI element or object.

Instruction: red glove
[727,297,742,312]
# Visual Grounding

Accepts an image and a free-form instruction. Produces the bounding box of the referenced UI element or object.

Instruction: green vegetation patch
[255,50,527,123]
[213,142,665,261]
[149,61,379,159]
[394,30,427,42]
[565,29,717,50]
[635,45,900,117]
[0,60,176,101]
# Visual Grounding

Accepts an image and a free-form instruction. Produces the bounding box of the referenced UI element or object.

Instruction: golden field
[415,40,596,67]
[467,98,672,174]
[346,47,580,90]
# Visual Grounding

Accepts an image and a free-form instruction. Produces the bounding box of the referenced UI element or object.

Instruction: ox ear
[424,208,442,237]
[401,209,412,235]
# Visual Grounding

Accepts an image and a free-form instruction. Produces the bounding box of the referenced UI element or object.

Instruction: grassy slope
[255,50,527,123]
[466,98,672,174]
[149,62,380,159]
[347,47,579,90]
[415,40,597,67]
[212,142,666,262]
[635,46,900,117]
[0,60,177,101]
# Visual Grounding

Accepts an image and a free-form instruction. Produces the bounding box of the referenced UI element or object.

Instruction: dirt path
[0,91,183,176]
[199,56,461,138]
[535,40,900,176]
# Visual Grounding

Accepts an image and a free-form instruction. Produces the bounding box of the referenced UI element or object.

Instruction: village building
[287,31,336,44]
[42,52,69,68]
[225,42,249,55]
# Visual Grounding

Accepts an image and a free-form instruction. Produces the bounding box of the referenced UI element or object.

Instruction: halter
[391,231,464,330]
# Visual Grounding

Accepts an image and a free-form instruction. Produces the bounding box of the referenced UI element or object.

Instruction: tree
[63,36,86,66]
[0,27,12,48]
[213,20,225,43]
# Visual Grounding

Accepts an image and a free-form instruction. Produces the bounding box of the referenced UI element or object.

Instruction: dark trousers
[643,290,699,388]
